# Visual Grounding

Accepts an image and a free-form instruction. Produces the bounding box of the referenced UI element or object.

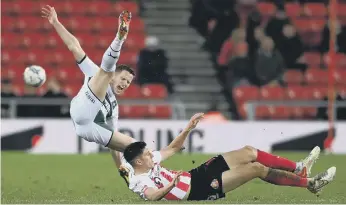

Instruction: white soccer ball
[23,65,46,87]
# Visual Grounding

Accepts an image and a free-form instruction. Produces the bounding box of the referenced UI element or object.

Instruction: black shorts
[187,155,230,201]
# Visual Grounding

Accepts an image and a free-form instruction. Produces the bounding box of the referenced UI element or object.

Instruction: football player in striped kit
[118,113,336,201]
[42,6,137,151]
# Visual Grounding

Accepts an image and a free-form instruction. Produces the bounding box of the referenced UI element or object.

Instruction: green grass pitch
[2,151,346,204]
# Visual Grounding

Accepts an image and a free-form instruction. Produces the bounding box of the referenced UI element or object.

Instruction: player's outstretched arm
[159,113,204,161]
[41,5,85,62]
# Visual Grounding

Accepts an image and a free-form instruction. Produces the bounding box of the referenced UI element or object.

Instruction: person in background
[41,77,69,117]
[319,20,346,54]
[218,28,247,67]
[203,100,227,122]
[254,37,285,86]
[1,79,17,118]
[137,36,174,94]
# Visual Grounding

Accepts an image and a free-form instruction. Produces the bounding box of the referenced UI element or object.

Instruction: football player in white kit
[42,5,136,151]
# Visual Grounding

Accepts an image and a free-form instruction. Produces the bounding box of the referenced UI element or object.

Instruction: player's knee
[251,162,267,177]
[242,145,257,159]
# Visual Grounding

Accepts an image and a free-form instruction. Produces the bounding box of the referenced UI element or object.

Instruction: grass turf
[2,151,346,204]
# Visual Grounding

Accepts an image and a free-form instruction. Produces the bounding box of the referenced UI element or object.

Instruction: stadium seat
[148,105,172,119]
[118,84,142,99]
[305,86,328,100]
[233,86,259,103]
[257,2,276,17]
[260,86,285,100]
[128,105,149,118]
[12,83,25,96]
[117,51,138,65]
[289,107,304,119]
[142,84,168,99]
[303,3,327,17]
[305,68,328,85]
[285,2,301,18]
[255,106,272,119]
[283,70,304,85]
[286,86,307,100]
[302,52,322,67]
[63,84,81,97]
[337,3,346,18]
[323,53,346,68]
[271,106,290,120]
[113,1,139,16]
[84,1,111,16]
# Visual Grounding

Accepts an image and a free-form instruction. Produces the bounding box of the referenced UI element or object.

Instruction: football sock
[262,168,308,188]
[256,150,296,172]
[100,37,124,72]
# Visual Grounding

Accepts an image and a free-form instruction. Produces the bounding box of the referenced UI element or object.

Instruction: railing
[1,97,186,119]
[245,100,346,120]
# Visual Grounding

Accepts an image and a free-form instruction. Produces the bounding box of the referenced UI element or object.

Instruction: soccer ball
[23,65,46,87]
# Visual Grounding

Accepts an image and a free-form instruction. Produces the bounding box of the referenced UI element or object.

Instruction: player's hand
[172,171,183,186]
[187,113,204,130]
[41,5,58,25]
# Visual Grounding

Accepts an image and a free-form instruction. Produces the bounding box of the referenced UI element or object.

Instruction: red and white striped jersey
[128,151,191,201]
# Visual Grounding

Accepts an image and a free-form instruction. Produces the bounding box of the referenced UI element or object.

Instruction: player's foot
[307,166,336,196]
[295,146,321,178]
[117,10,131,41]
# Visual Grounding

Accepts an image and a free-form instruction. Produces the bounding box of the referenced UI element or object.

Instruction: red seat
[304,3,327,17]
[302,52,322,67]
[305,68,328,85]
[288,106,305,119]
[284,70,304,85]
[127,105,149,118]
[117,51,138,65]
[63,84,80,97]
[335,70,346,85]
[233,86,259,103]
[12,83,25,96]
[337,4,346,18]
[259,86,285,100]
[142,84,168,99]
[257,2,276,17]
[255,106,272,119]
[125,33,146,50]
[148,105,172,119]
[271,106,290,119]
[286,86,307,100]
[85,1,112,16]
[305,86,328,100]
[118,84,142,99]
[113,1,139,16]
[323,53,346,68]
[285,3,301,18]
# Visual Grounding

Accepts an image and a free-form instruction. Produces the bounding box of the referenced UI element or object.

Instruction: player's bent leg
[221,146,257,169]
[74,123,113,146]
[70,83,103,125]
[221,162,264,193]
[107,131,136,151]
[88,69,115,102]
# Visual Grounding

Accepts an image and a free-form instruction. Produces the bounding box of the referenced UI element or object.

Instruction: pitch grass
[2,151,346,204]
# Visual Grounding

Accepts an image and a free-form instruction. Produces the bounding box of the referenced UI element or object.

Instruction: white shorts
[70,83,113,146]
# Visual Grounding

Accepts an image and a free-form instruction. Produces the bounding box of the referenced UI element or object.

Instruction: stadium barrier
[2,119,346,154]
[1,97,186,119]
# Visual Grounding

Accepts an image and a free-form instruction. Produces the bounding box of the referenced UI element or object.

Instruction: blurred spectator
[41,78,69,118]
[279,24,305,70]
[254,37,285,86]
[319,20,346,54]
[226,42,252,88]
[246,10,263,60]
[218,28,247,66]
[1,79,16,118]
[265,5,290,46]
[203,101,227,122]
[137,36,174,94]
[17,85,42,118]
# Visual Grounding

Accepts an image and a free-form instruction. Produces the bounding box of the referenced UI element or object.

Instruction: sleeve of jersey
[152,151,162,164]
[130,177,157,200]
[76,55,98,77]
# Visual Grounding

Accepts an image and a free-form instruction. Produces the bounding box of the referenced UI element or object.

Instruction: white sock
[294,162,304,173]
[100,37,124,72]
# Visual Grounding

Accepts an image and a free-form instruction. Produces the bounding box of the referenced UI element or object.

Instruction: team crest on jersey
[210,179,219,189]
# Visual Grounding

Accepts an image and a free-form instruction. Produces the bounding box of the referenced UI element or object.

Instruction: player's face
[139,148,155,169]
[111,70,134,95]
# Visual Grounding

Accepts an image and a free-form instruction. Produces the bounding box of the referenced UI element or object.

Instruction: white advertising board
[1,119,346,154]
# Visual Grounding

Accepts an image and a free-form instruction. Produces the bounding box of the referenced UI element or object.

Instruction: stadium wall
[1,119,346,154]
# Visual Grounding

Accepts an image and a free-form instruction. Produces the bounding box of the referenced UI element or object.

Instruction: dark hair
[123,141,146,165]
[116,64,135,76]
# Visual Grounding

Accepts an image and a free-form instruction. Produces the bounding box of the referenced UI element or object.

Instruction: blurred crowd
[189,0,346,120]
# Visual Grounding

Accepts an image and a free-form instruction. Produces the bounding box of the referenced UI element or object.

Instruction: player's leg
[221,162,319,193]
[221,145,320,177]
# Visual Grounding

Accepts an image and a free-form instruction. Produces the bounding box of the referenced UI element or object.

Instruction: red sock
[256,150,296,172]
[263,168,308,187]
